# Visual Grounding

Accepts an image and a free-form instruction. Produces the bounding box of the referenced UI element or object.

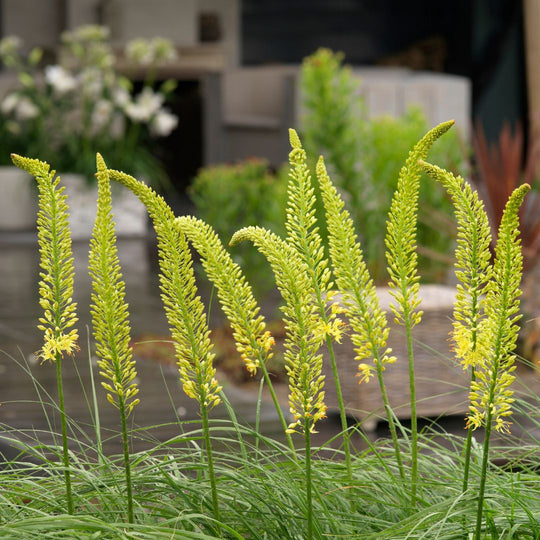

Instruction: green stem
[474,409,493,540]
[462,368,477,492]
[201,402,220,530]
[325,336,352,480]
[304,418,313,540]
[86,331,104,466]
[375,365,405,480]
[259,359,296,455]
[404,315,418,508]
[119,397,134,523]
[474,349,500,539]
[55,353,73,514]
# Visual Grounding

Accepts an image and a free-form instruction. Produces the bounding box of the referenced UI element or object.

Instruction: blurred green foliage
[189,158,288,294]
[301,48,466,282]
[190,48,467,293]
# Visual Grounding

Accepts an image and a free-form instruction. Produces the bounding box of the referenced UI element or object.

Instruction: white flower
[150,108,178,136]
[45,65,77,95]
[150,37,178,63]
[90,99,113,133]
[1,93,20,114]
[124,87,163,123]
[112,86,131,108]
[62,25,110,44]
[109,112,126,140]
[79,68,103,98]
[15,97,39,120]
[125,38,153,65]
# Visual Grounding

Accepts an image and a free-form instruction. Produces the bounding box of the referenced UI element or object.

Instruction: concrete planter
[61,173,148,240]
[0,166,37,231]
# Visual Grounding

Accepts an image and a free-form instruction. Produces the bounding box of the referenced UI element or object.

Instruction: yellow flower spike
[12,153,79,514]
[420,160,492,375]
[464,184,530,432]
[231,226,326,434]
[176,216,272,379]
[89,154,139,416]
[107,169,221,411]
[11,155,79,362]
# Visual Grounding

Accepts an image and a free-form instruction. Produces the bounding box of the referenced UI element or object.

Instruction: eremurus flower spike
[231,226,326,435]
[317,154,403,479]
[286,129,352,477]
[90,154,139,416]
[11,153,77,514]
[176,215,296,448]
[384,120,454,506]
[419,159,492,492]
[385,120,454,328]
[90,154,138,522]
[176,215,271,377]
[316,155,395,380]
[469,183,530,539]
[11,154,78,363]
[108,167,222,524]
[107,169,221,411]
[419,161,492,372]
[467,183,530,434]
[286,129,342,345]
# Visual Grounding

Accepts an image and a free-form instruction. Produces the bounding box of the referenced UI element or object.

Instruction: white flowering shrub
[0,25,178,184]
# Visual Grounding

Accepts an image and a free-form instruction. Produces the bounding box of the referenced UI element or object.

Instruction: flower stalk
[285,130,350,476]
[12,154,78,514]
[176,215,295,453]
[470,184,530,539]
[384,120,454,507]
[419,160,492,492]
[108,168,222,528]
[89,154,140,522]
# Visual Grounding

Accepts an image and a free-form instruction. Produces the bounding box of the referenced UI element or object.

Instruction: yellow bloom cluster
[108,170,223,413]
[237,330,275,375]
[11,155,79,366]
[467,365,516,433]
[38,329,79,363]
[422,161,529,435]
[90,155,140,416]
[452,323,488,371]
[232,226,327,435]
[177,216,274,379]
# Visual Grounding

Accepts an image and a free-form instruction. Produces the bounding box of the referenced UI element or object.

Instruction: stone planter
[0,166,37,231]
[61,173,148,240]
[323,285,471,430]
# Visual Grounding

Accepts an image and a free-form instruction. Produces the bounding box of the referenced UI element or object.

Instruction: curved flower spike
[11,154,78,362]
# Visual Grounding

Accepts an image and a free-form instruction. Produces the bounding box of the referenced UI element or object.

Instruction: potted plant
[0,25,179,238]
